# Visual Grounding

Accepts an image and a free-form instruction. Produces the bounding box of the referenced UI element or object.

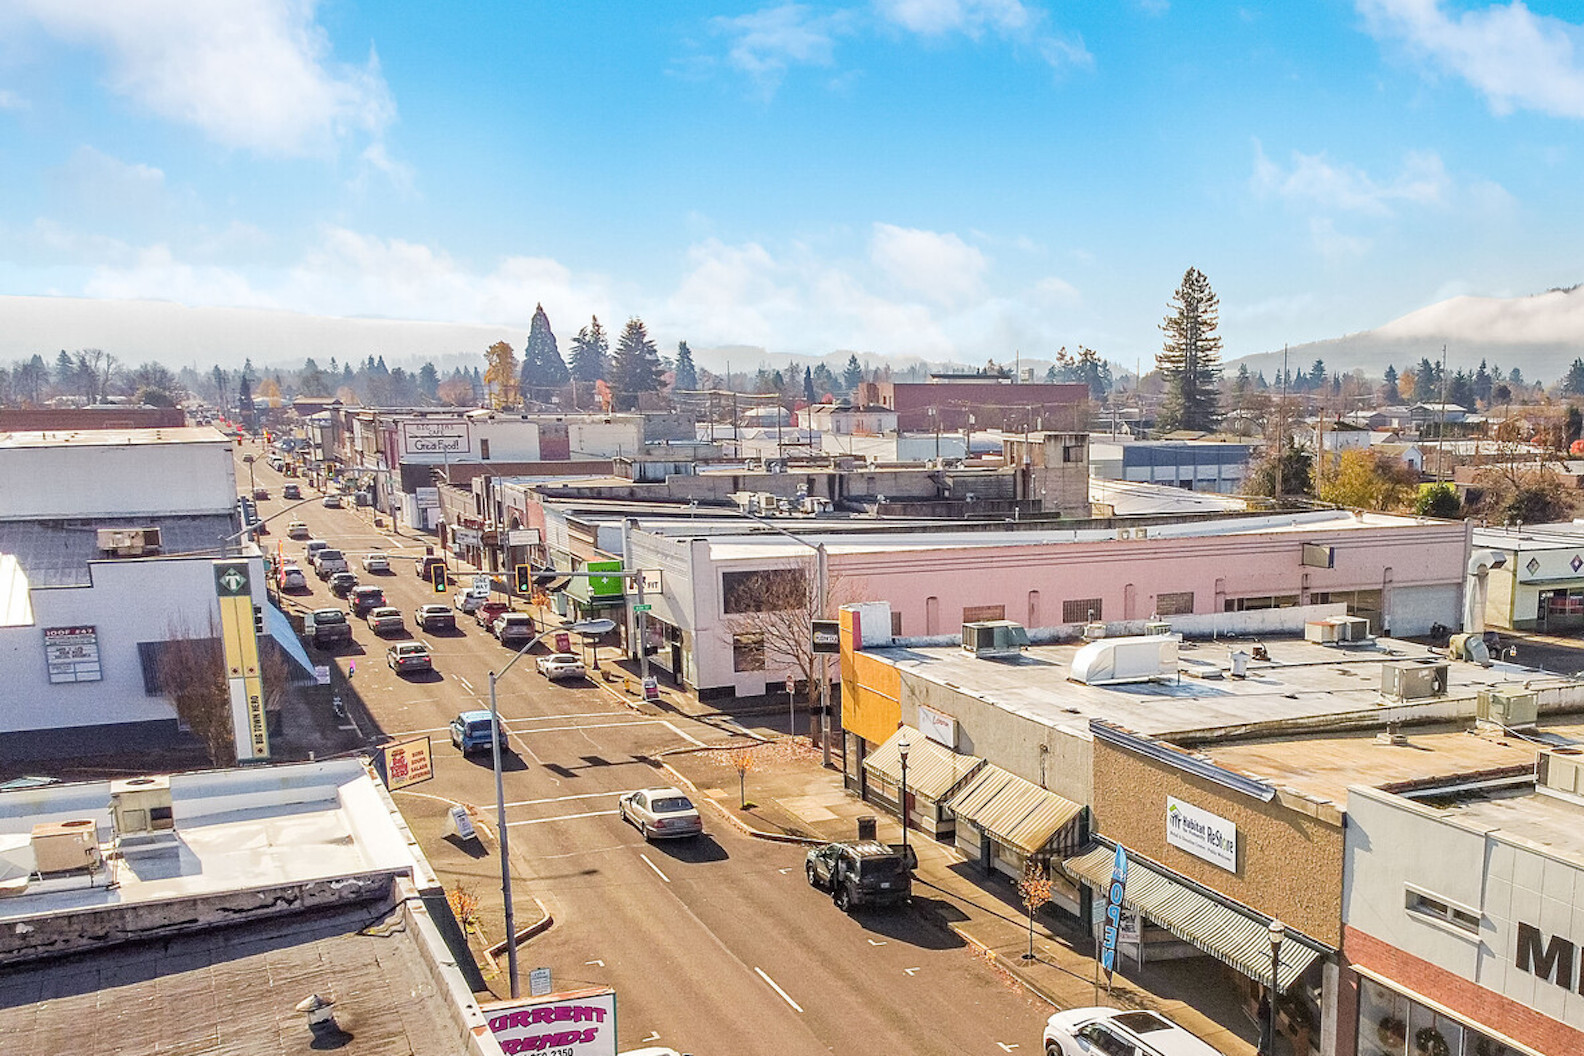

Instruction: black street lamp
[898,732,910,855]
[1261,919,1286,1056]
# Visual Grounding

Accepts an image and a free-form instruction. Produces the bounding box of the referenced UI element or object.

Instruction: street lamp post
[898,732,910,855]
[242,454,257,496]
[1261,919,1286,1056]
[485,616,616,1000]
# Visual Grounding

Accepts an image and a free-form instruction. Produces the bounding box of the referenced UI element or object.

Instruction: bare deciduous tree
[159,617,237,767]
[722,558,856,726]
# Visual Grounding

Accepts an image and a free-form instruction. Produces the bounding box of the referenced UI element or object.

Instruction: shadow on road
[848,904,967,950]
[465,750,530,773]
[653,835,730,864]
[444,833,489,859]
[396,668,445,685]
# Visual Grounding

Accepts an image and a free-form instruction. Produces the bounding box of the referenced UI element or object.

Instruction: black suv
[805,840,917,910]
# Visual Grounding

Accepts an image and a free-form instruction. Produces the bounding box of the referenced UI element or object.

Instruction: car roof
[1047,1008,1216,1056]
[419,603,448,611]
[636,786,687,798]
[547,653,579,660]
[456,709,492,722]
[393,641,426,651]
[370,606,399,614]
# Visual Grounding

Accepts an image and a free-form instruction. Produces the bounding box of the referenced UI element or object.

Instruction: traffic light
[430,562,448,593]
[514,564,531,594]
[253,604,264,634]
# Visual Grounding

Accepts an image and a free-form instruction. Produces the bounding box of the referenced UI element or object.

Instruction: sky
[1,1,1583,371]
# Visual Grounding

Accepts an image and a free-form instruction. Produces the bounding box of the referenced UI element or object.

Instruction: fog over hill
[1229,286,1584,384]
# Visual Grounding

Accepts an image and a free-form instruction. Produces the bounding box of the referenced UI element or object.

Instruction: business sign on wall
[399,420,469,458]
[917,703,958,748]
[1166,796,1238,872]
[380,737,433,791]
[44,626,102,684]
[483,987,617,1056]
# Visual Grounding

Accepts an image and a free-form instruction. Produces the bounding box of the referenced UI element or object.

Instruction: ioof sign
[44,626,102,684]
[483,987,617,1056]
[1166,796,1238,872]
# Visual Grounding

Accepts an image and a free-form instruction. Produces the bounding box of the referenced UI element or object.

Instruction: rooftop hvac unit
[1083,622,1107,641]
[961,620,1031,659]
[1477,687,1539,730]
[110,775,176,853]
[1070,634,1178,686]
[1143,620,1173,637]
[1380,660,1449,701]
[1304,615,1371,644]
[1538,747,1584,797]
[30,819,101,875]
[96,526,162,557]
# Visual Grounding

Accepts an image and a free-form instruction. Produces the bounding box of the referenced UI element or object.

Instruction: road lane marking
[903,967,920,976]
[640,1033,660,1044]
[510,719,663,734]
[513,710,630,721]
[997,1044,1019,1052]
[662,720,706,748]
[639,853,671,883]
[504,790,644,808]
[586,959,604,968]
[754,967,804,1013]
[506,808,621,827]
[867,939,887,946]
[454,675,474,693]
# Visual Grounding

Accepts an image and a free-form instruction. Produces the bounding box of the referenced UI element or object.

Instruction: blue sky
[2,1,1583,369]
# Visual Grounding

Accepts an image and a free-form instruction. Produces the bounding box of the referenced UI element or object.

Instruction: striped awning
[864,727,984,801]
[1064,845,1327,990]
[944,764,1083,855]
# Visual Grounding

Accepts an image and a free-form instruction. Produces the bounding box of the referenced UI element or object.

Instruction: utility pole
[1276,344,1288,500]
[1435,344,1449,483]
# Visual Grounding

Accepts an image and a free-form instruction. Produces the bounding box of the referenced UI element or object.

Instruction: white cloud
[14,0,395,156]
[875,0,1032,37]
[84,244,270,306]
[1252,142,1450,214]
[1358,0,1584,118]
[1308,217,1372,259]
[710,4,854,92]
[869,223,987,305]
[1034,275,1081,305]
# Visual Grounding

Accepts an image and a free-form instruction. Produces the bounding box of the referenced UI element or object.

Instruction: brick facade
[1345,926,1580,1056]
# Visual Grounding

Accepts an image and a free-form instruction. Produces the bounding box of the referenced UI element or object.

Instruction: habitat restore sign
[1166,796,1238,872]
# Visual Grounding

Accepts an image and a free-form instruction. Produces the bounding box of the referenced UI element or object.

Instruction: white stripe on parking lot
[639,853,671,883]
[504,790,644,808]
[506,809,621,827]
[754,968,804,1013]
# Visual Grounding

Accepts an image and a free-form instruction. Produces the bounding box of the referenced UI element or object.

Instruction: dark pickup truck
[805,840,918,911]
[303,608,353,649]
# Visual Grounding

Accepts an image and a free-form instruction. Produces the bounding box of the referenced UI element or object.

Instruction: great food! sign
[1166,796,1238,872]
[483,988,616,1056]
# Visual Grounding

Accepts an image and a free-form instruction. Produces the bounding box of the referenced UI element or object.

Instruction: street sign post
[632,603,652,613]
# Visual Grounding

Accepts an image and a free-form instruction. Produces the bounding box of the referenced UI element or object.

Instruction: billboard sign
[214,560,270,761]
[399,420,470,458]
[1166,796,1238,872]
[483,987,617,1056]
[44,626,102,684]
[507,528,541,546]
[381,737,433,791]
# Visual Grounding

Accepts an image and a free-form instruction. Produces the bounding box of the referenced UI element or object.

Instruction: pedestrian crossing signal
[430,563,447,593]
[514,564,531,593]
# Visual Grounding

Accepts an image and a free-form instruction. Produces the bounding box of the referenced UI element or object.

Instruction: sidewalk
[661,736,1262,1056]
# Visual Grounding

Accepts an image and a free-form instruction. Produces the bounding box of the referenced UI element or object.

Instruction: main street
[238,448,1053,1055]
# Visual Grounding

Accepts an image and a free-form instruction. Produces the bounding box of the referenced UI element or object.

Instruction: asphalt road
[236,446,1053,1055]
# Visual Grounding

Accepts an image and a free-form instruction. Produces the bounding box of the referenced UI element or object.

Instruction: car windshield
[857,856,906,879]
[465,720,495,734]
[1111,1012,1173,1035]
[319,550,342,560]
[651,797,694,813]
[314,611,345,624]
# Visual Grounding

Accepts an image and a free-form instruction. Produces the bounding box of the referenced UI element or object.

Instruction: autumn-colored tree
[728,747,758,808]
[1316,449,1418,511]
[1017,860,1055,961]
[484,341,520,409]
[436,376,475,407]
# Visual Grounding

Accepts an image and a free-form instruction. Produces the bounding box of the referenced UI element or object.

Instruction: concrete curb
[650,756,825,847]
[484,896,554,958]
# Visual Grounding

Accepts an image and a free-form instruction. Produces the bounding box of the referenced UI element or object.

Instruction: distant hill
[1230,285,1584,383]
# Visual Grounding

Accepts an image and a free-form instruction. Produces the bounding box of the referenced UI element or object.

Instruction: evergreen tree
[673,341,698,391]
[569,316,609,382]
[1510,367,1524,386]
[1155,267,1223,433]
[842,354,864,394]
[1562,359,1584,397]
[521,303,570,400]
[811,363,837,398]
[298,358,329,397]
[54,349,73,387]
[1414,358,1438,403]
[417,362,439,400]
[1448,370,1475,409]
[803,366,816,404]
[1474,359,1493,405]
[1310,359,1326,392]
[610,317,663,411]
[1381,364,1400,405]
[1233,364,1251,394]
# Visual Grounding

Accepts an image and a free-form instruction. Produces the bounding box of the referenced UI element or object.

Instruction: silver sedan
[618,787,704,841]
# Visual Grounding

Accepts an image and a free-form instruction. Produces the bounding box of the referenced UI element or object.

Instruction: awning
[1064,845,1327,990]
[944,764,1083,855]
[263,601,317,682]
[864,727,984,801]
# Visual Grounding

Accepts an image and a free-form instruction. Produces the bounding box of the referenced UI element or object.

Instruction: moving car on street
[305,539,329,560]
[1041,1009,1222,1056]
[617,788,703,841]
[805,840,916,911]
[252,487,269,500]
[449,710,507,755]
[386,641,432,675]
[303,608,352,650]
[313,549,348,578]
[453,588,489,613]
[328,571,359,597]
[322,493,343,508]
[282,483,302,500]
[414,604,455,632]
[287,521,311,539]
[349,585,385,615]
[472,599,513,627]
[492,612,535,647]
[365,606,404,635]
[535,653,585,681]
[361,551,391,573]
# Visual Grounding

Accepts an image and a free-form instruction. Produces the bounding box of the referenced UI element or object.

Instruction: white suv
[1043,1008,1221,1056]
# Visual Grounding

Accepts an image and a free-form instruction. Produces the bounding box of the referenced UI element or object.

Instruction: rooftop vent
[1380,660,1449,701]
[96,527,162,557]
[1477,686,1539,730]
[1070,634,1178,686]
[1538,747,1584,798]
[962,620,1031,658]
[1304,615,1370,645]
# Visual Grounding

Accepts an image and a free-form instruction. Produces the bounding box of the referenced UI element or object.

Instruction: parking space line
[638,853,671,883]
[454,675,474,693]
[754,968,804,1013]
[506,809,621,827]
[503,790,642,808]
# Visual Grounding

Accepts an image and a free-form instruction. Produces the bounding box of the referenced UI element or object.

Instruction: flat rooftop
[0,514,239,587]
[866,634,1580,740]
[0,427,231,449]
[1431,785,1584,858]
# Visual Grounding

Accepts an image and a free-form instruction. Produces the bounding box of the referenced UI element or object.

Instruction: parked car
[1042,1008,1222,1056]
[349,585,386,615]
[361,551,391,573]
[386,641,432,675]
[805,840,916,911]
[416,555,448,583]
[282,483,302,500]
[450,709,507,755]
[473,599,513,627]
[453,588,490,613]
[535,653,585,681]
[365,606,405,635]
[287,520,311,539]
[322,493,343,508]
[328,570,359,596]
[313,549,348,578]
[617,788,704,841]
[414,604,456,631]
[302,608,352,649]
[492,612,535,647]
[277,564,308,592]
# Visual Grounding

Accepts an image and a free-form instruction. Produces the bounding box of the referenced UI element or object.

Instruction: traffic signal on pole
[514,564,531,594]
[431,563,447,593]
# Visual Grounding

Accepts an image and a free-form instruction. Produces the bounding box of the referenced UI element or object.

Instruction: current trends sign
[483,987,617,1056]
[1100,843,1129,979]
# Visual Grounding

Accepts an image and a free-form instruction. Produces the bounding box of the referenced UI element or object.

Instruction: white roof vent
[1070,634,1178,686]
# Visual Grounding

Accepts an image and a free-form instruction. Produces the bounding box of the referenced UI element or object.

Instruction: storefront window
[1356,978,1514,1056]
[732,633,765,672]
[1358,979,1410,1056]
